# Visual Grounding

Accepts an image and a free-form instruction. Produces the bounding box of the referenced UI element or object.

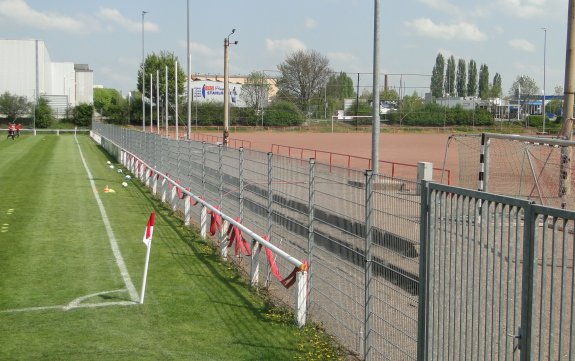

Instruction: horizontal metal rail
[120,144,303,269]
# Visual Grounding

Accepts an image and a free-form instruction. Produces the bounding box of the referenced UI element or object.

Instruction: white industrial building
[0,39,93,118]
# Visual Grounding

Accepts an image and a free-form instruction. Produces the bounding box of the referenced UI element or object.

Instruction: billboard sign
[189,80,245,107]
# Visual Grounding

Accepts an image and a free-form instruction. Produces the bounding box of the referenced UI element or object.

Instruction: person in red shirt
[7,123,15,140]
[15,123,21,137]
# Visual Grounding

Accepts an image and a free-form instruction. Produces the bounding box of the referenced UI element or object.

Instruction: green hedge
[385,103,494,126]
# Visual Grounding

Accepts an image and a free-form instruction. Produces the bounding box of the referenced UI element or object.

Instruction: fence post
[296,270,308,327]
[363,169,374,361]
[200,205,208,239]
[520,202,537,361]
[152,171,158,196]
[239,147,244,221]
[219,144,229,260]
[417,180,430,361]
[265,152,273,287]
[202,142,207,200]
[417,162,433,195]
[307,158,316,316]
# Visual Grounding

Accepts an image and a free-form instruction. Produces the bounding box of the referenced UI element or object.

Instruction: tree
[554,85,563,96]
[276,50,332,112]
[0,91,31,122]
[430,53,445,98]
[325,72,355,99]
[34,97,54,128]
[380,88,399,101]
[467,60,478,96]
[240,71,270,110]
[456,59,467,97]
[478,64,490,99]
[444,55,456,96]
[508,75,539,101]
[94,88,128,124]
[491,73,502,98]
[137,51,186,112]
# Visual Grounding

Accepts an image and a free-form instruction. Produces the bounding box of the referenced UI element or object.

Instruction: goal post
[446,133,575,208]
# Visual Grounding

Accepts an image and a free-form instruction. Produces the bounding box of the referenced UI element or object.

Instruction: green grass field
[0,134,341,360]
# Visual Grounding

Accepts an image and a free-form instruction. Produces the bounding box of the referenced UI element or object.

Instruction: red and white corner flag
[142,213,155,247]
[140,212,155,304]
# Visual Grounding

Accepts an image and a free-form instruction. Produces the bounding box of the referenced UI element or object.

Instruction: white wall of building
[0,39,92,109]
[0,39,51,100]
[51,62,75,105]
[75,69,93,105]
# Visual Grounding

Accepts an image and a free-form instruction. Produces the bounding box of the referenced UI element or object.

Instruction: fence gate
[418,182,575,361]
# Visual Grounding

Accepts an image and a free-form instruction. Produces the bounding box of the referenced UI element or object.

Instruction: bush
[264,101,305,126]
[35,98,54,128]
[73,103,94,127]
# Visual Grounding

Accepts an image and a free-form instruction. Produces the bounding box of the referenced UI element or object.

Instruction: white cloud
[405,18,487,41]
[187,41,215,56]
[418,0,455,13]
[499,0,544,18]
[304,17,319,29]
[508,39,536,52]
[327,52,357,64]
[265,38,306,53]
[0,0,91,32]
[98,8,159,33]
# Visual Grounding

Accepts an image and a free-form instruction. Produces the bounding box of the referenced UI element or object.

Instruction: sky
[0,0,569,98]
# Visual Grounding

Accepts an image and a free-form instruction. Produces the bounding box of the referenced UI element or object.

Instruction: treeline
[0,91,93,128]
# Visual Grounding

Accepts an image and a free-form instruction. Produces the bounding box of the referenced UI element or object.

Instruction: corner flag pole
[140,213,155,304]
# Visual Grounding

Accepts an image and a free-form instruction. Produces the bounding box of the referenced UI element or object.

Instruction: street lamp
[542,27,547,134]
[142,10,148,132]
[223,29,238,146]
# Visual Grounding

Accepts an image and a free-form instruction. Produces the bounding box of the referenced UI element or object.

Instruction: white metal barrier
[113,142,308,327]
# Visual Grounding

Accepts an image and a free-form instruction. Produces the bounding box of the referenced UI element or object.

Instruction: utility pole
[560,0,575,208]
[223,29,238,146]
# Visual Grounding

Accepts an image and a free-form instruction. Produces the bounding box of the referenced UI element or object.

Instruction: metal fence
[419,181,575,361]
[93,123,424,360]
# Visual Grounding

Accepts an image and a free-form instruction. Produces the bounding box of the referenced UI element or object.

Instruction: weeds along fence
[92,123,431,361]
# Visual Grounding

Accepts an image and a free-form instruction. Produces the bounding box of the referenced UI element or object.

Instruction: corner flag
[143,213,155,247]
[140,212,155,304]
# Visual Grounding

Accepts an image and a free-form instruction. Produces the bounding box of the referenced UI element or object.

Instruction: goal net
[447,133,575,209]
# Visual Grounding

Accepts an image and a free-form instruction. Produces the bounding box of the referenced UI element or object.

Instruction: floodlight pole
[542,27,547,134]
[156,70,160,134]
[150,73,153,131]
[371,0,381,174]
[141,11,147,132]
[186,0,192,140]
[559,0,575,208]
[223,29,237,146]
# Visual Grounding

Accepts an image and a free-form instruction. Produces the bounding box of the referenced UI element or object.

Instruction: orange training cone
[104,185,110,193]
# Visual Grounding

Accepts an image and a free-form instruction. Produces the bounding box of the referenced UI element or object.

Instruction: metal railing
[92,123,425,360]
[419,181,575,361]
[270,143,451,184]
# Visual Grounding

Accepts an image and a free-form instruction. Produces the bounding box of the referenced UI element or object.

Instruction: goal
[446,133,575,209]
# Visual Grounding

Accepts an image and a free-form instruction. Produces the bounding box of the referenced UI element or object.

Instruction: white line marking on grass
[63,289,129,310]
[1,289,136,314]
[74,135,140,303]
